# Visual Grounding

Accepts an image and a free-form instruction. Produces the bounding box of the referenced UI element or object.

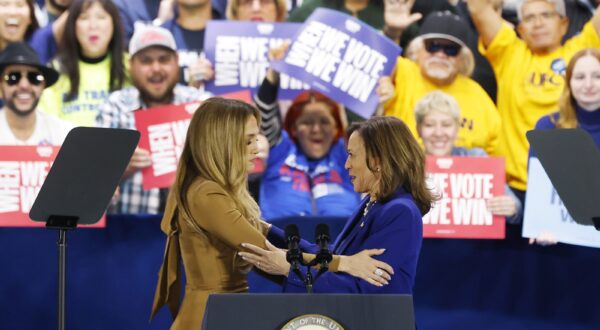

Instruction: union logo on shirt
[459,117,474,130]
[526,58,566,88]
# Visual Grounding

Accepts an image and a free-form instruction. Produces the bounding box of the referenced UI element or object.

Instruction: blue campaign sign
[271,8,401,118]
[522,158,600,248]
[204,21,308,99]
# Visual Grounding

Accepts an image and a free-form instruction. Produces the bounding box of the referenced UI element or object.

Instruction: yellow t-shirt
[384,57,501,155]
[480,22,600,191]
[38,53,130,127]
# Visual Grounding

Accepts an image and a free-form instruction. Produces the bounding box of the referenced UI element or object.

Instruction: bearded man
[95,25,207,214]
[0,42,72,145]
[384,11,501,155]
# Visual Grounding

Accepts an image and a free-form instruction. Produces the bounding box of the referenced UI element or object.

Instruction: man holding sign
[96,26,206,214]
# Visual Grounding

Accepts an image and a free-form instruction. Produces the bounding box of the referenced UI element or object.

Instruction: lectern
[202,293,415,330]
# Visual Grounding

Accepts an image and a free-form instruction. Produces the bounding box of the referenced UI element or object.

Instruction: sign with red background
[0,146,106,228]
[424,156,505,239]
[135,90,253,190]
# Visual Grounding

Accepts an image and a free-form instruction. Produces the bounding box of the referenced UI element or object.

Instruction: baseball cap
[129,25,177,56]
[418,11,471,49]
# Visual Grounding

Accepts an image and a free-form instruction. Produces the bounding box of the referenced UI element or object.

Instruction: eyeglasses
[424,40,462,57]
[521,11,560,24]
[3,71,45,86]
[297,118,334,128]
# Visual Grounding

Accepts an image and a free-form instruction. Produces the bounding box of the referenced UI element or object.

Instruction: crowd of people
[2,0,600,327]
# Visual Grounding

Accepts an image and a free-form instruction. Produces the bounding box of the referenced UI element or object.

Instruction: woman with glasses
[254,44,356,220]
[255,41,396,220]
[257,87,360,220]
[37,0,128,127]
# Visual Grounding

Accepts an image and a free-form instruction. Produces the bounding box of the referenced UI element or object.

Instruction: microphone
[284,224,302,270]
[314,223,333,270]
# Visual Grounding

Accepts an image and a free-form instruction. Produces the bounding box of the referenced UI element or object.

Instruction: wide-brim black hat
[418,11,470,49]
[0,42,59,88]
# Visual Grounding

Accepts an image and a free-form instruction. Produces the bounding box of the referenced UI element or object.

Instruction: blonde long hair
[555,48,600,128]
[172,97,262,234]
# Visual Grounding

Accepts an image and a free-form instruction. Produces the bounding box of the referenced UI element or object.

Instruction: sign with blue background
[204,21,307,99]
[271,8,401,117]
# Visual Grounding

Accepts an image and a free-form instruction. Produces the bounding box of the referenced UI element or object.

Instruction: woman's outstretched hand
[239,240,290,276]
[338,249,394,287]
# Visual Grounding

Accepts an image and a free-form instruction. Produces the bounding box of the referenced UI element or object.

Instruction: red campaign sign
[135,102,198,190]
[0,146,106,228]
[424,156,506,239]
[135,90,253,190]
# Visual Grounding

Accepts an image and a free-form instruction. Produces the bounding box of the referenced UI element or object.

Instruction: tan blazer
[151,179,270,330]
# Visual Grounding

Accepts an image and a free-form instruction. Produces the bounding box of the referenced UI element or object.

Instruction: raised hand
[265,41,290,84]
[466,0,493,15]
[384,0,421,41]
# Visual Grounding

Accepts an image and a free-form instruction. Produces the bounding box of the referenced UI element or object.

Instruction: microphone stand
[285,224,332,294]
[304,269,314,294]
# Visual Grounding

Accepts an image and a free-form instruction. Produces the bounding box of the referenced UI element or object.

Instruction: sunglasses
[3,71,45,86]
[424,40,462,57]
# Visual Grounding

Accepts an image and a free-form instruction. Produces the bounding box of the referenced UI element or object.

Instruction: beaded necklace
[360,199,377,228]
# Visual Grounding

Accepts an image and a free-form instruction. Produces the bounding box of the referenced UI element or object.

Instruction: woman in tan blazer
[151,97,393,329]
[150,97,271,329]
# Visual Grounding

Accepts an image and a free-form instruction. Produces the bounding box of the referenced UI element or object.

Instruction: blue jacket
[260,132,359,220]
[533,106,600,150]
[283,186,423,294]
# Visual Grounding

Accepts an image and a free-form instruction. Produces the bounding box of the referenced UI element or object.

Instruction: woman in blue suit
[240,116,436,293]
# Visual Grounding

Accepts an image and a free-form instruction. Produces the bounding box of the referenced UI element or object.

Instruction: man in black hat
[382,11,501,157]
[0,42,72,145]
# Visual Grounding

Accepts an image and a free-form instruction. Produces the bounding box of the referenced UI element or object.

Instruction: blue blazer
[283,186,423,294]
